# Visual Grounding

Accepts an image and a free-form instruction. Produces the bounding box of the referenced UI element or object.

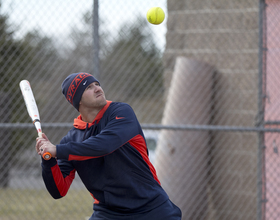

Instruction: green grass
[0,188,93,220]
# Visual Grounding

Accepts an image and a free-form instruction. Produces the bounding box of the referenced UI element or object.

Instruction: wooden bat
[19,80,52,160]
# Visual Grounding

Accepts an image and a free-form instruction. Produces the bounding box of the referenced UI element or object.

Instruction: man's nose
[94,85,101,92]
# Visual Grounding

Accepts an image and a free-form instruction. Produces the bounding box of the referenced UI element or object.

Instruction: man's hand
[36,133,57,158]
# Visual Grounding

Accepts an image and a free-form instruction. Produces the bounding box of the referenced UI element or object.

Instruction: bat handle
[38,131,43,138]
[38,131,52,160]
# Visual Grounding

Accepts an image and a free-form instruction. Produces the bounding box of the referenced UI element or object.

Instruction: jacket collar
[73,100,112,129]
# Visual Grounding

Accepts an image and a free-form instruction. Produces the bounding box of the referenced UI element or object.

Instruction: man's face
[79,82,107,110]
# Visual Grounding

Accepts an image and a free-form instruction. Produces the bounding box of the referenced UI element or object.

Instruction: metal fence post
[257,0,266,219]
[92,0,100,79]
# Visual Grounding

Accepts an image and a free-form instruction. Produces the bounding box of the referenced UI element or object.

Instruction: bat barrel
[20,79,51,161]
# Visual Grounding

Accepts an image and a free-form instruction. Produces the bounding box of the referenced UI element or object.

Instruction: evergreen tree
[0,5,59,187]
[101,18,164,102]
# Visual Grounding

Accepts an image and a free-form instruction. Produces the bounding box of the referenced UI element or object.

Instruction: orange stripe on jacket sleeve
[129,134,161,185]
[51,164,76,197]
[68,155,102,161]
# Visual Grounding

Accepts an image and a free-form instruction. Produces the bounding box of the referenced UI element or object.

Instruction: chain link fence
[0,0,278,219]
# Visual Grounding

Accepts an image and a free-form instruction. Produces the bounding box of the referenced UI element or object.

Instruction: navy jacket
[41,101,170,215]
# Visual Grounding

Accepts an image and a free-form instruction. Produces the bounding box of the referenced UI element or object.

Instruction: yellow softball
[146,7,165,25]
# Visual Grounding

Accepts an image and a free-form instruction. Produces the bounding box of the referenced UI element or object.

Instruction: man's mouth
[96,93,102,98]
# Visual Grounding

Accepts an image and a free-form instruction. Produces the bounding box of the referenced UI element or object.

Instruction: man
[36,72,182,219]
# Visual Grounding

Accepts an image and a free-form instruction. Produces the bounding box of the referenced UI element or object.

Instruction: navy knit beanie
[62,72,100,111]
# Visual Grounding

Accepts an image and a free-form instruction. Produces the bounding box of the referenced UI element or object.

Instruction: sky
[1,0,167,51]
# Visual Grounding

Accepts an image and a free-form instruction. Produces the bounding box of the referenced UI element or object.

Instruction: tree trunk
[0,92,12,188]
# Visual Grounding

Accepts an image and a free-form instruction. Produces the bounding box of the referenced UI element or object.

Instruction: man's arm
[36,134,75,199]
[57,103,141,160]
[41,158,76,199]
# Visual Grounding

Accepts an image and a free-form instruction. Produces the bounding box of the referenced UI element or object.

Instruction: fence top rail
[0,123,280,132]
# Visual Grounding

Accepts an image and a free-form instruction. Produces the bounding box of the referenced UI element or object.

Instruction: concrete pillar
[155,56,215,219]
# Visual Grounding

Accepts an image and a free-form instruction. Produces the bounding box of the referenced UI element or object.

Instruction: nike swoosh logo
[116,116,125,120]
[83,80,87,85]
